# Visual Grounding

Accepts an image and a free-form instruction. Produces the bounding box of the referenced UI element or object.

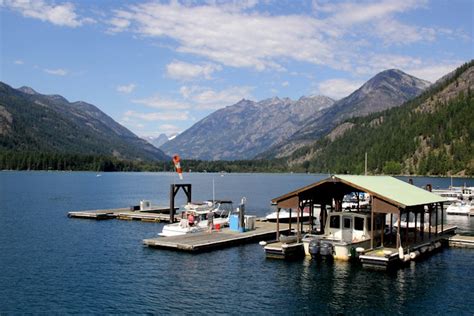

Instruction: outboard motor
[309,239,320,258]
[319,242,333,257]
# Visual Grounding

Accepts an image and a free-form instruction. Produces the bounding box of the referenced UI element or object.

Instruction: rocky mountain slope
[0,82,169,161]
[261,69,430,158]
[160,96,334,160]
[287,60,473,175]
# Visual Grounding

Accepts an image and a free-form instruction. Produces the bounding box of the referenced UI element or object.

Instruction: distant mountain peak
[263,68,431,158]
[18,86,39,95]
[161,94,334,160]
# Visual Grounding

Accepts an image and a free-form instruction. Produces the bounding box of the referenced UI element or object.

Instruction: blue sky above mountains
[1,0,472,137]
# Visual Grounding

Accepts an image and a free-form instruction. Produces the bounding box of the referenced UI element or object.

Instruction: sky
[1,0,473,138]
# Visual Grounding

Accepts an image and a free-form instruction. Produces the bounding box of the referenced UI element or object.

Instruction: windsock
[172,155,183,180]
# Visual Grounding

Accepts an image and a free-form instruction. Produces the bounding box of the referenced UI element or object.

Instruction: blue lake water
[0,171,473,314]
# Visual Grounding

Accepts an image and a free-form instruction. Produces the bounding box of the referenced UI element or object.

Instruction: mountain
[262,69,431,158]
[0,82,169,161]
[143,133,170,148]
[160,95,335,160]
[287,60,474,176]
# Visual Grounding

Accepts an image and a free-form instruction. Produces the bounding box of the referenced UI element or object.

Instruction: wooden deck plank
[143,221,288,252]
[68,206,178,222]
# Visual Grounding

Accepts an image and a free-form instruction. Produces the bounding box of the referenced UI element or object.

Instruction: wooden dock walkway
[143,221,288,252]
[68,206,178,222]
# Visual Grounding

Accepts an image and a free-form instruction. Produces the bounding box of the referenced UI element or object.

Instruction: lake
[0,171,473,314]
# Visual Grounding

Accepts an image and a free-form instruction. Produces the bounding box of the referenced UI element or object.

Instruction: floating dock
[449,234,474,248]
[143,221,288,252]
[359,224,457,270]
[68,206,178,222]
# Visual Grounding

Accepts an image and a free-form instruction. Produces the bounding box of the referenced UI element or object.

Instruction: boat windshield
[214,202,233,218]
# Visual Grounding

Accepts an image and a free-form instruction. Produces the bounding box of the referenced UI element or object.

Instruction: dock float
[68,206,178,222]
[449,234,474,248]
[143,221,288,252]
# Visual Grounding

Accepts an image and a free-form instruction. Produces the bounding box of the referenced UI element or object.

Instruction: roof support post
[380,214,384,247]
[435,203,438,236]
[405,210,409,246]
[421,207,425,241]
[396,209,401,249]
[297,198,302,243]
[390,213,394,245]
[289,208,292,232]
[414,211,417,244]
[428,206,432,239]
[276,207,280,241]
[320,204,327,234]
[439,203,444,234]
[370,196,374,249]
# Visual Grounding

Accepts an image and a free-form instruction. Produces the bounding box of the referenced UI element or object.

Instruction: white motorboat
[431,188,462,206]
[446,201,471,215]
[265,208,311,223]
[342,192,370,210]
[159,200,234,237]
[304,211,382,260]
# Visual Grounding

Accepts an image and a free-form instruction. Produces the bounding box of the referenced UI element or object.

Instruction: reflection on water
[0,172,473,314]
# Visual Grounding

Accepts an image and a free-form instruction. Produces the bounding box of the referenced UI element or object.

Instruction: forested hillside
[0,82,169,162]
[288,61,474,176]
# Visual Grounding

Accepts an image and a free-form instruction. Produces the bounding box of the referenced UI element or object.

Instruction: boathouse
[271,175,450,251]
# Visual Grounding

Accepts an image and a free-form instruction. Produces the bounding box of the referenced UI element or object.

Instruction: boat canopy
[272,175,448,212]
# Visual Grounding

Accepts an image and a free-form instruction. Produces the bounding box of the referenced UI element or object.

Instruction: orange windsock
[172,155,183,180]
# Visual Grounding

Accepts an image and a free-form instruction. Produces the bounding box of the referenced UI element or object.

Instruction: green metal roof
[335,175,447,207]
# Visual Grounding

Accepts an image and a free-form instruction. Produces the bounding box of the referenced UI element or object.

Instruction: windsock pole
[172,155,183,180]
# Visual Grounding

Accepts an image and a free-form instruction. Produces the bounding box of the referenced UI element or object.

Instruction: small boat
[446,201,471,215]
[304,211,380,260]
[159,200,235,237]
[341,192,370,210]
[260,236,305,260]
[265,208,311,223]
[431,188,462,206]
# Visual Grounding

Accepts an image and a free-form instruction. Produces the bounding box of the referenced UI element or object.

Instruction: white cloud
[317,78,363,100]
[281,81,289,87]
[405,63,461,82]
[132,95,190,110]
[106,0,445,74]
[43,68,68,76]
[180,85,253,109]
[166,60,222,80]
[116,83,136,94]
[108,2,338,71]
[354,54,423,76]
[373,18,435,45]
[124,110,190,122]
[2,0,93,27]
[158,124,181,135]
[319,0,426,26]
[14,59,24,65]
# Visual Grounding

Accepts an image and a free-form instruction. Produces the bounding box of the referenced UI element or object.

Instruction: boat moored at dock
[159,200,235,237]
[446,201,471,215]
[305,211,379,260]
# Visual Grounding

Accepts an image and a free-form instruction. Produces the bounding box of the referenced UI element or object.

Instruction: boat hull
[305,237,371,261]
